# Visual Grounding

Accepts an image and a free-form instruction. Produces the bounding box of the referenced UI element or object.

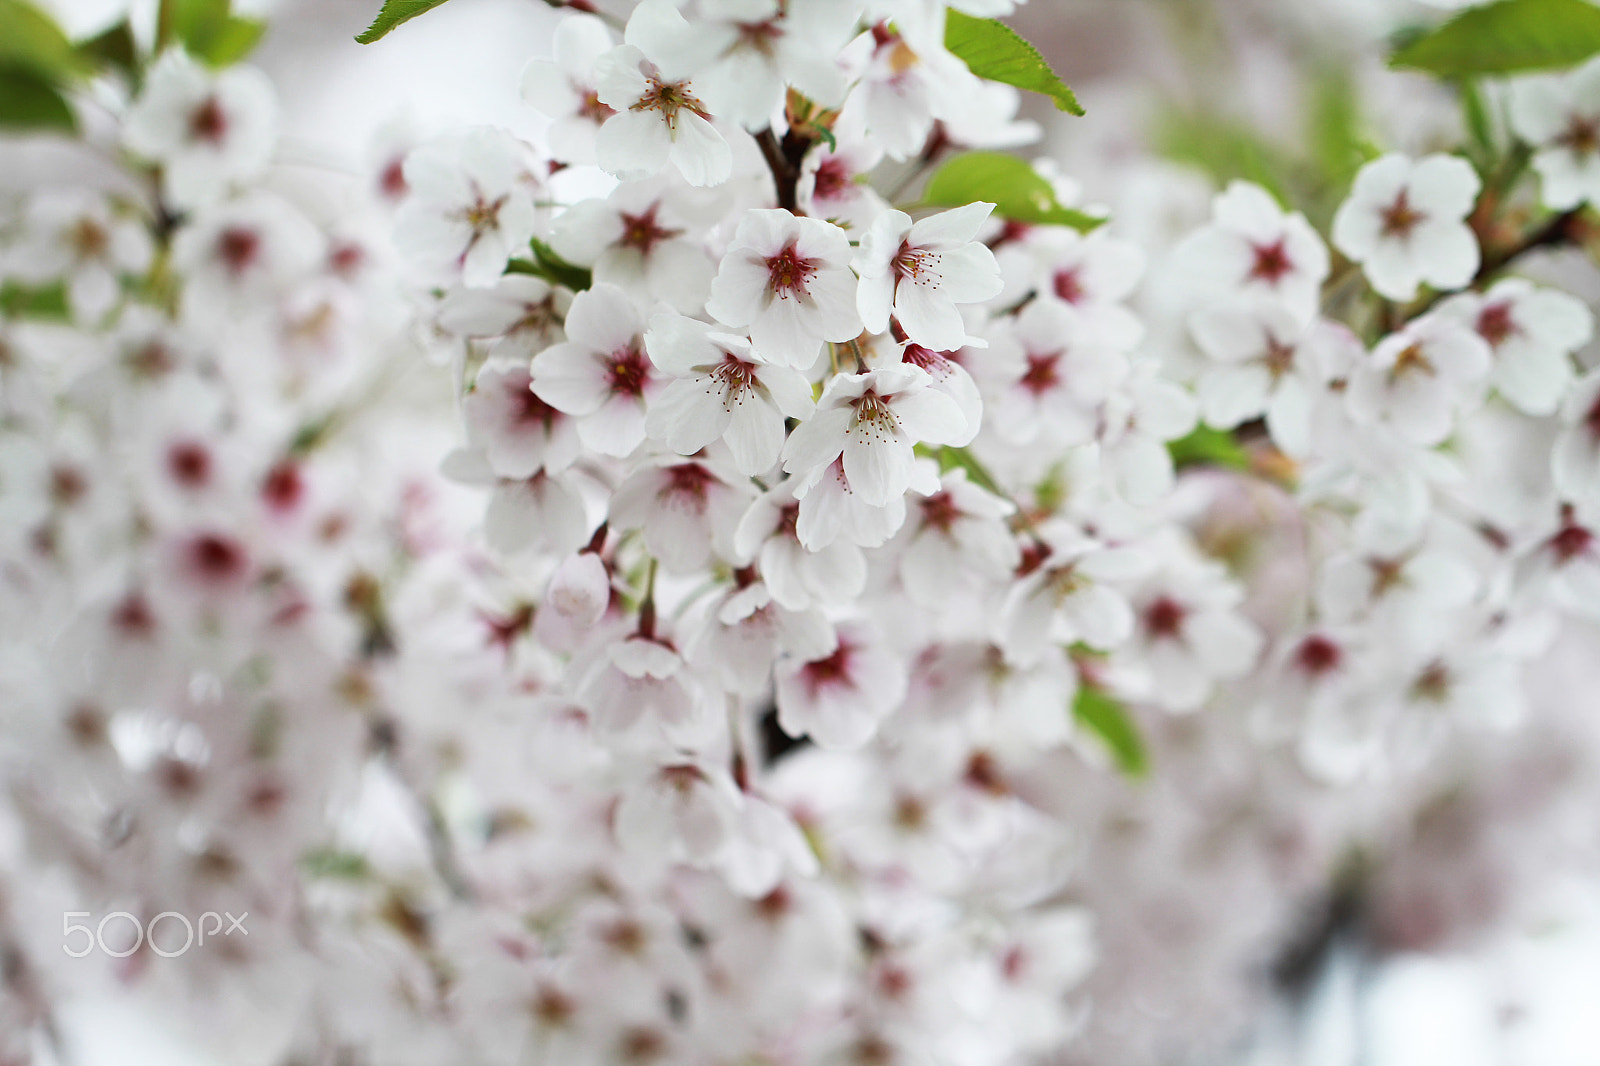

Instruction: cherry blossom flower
[1435,278,1593,416]
[437,275,570,359]
[781,364,966,507]
[996,224,1146,349]
[1189,300,1345,458]
[838,20,976,159]
[684,581,836,697]
[11,192,151,323]
[1097,366,1199,506]
[529,283,662,457]
[1508,55,1600,210]
[983,297,1128,448]
[592,3,732,187]
[1000,525,1150,664]
[855,203,1004,351]
[642,311,815,475]
[733,481,868,609]
[1331,153,1481,302]
[774,621,908,750]
[608,456,753,573]
[1168,180,1329,323]
[547,182,714,314]
[1344,312,1491,447]
[394,128,542,288]
[894,466,1020,605]
[459,360,581,479]
[1553,368,1600,501]
[122,50,276,210]
[798,132,889,231]
[519,14,618,165]
[705,209,862,368]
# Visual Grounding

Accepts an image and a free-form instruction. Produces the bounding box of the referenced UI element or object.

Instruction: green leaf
[1167,425,1250,471]
[166,0,266,67]
[1071,686,1147,778]
[922,151,1105,231]
[355,0,454,44]
[1390,0,1600,77]
[301,847,371,880]
[507,239,594,292]
[0,66,74,132]
[0,279,70,317]
[0,0,94,82]
[920,444,1007,497]
[77,20,138,76]
[944,10,1083,116]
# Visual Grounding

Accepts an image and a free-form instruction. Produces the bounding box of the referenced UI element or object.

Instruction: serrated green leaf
[0,66,75,132]
[355,0,454,44]
[0,0,94,82]
[1167,425,1250,471]
[1391,0,1600,77]
[1072,686,1147,778]
[944,10,1083,116]
[922,152,1105,231]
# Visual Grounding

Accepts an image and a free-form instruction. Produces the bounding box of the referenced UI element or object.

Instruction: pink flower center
[1249,238,1293,284]
[217,226,261,274]
[1264,335,1297,377]
[1144,596,1186,638]
[1379,188,1426,239]
[812,157,851,203]
[577,87,616,125]
[618,205,680,255]
[765,241,817,299]
[606,346,651,397]
[186,532,249,584]
[919,490,961,533]
[188,96,228,144]
[262,461,304,512]
[1294,634,1343,676]
[1020,352,1061,396]
[1585,392,1600,440]
[513,384,561,428]
[1053,267,1084,304]
[892,242,936,284]
[661,463,715,508]
[1475,301,1517,348]
[1549,522,1594,563]
[167,440,212,488]
[800,639,856,699]
[850,391,898,440]
[1557,114,1600,157]
[710,356,758,406]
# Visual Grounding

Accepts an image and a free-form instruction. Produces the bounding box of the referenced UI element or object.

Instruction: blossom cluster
[1,1,1599,1064]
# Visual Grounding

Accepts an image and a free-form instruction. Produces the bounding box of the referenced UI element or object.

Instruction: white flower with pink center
[684,581,836,697]
[122,49,276,211]
[1509,55,1600,210]
[996,224,1145,349]
[529,284,661,458]
[984,297,1127,448]
[519,14,618,165]
[1344,312,1490,447]
[899,341,983,446]
[774,621,908,750]
[460,361,581,480]
[394,128,542,288]
[547,182,714,314]
[614,761,744,871]
[643,312,815,476]
[706,209,863,369]
[1189,300,1348,459]
[609,457,753,573]
[733,481,867,609]
[798,133,889,231]
[592,4,732,187]
[895,467,1020,606]
[1332,153,1481,302]
[781,364,966,507]
[437,275,570,360]
[1434,278,1593,416]
[855,203,1004,352]
[1000,526,1150,665]
[12,192,152,323]
[1168,180,1328,323]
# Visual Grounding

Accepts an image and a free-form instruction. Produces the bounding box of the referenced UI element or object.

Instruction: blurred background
[14,1,1600,1063]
